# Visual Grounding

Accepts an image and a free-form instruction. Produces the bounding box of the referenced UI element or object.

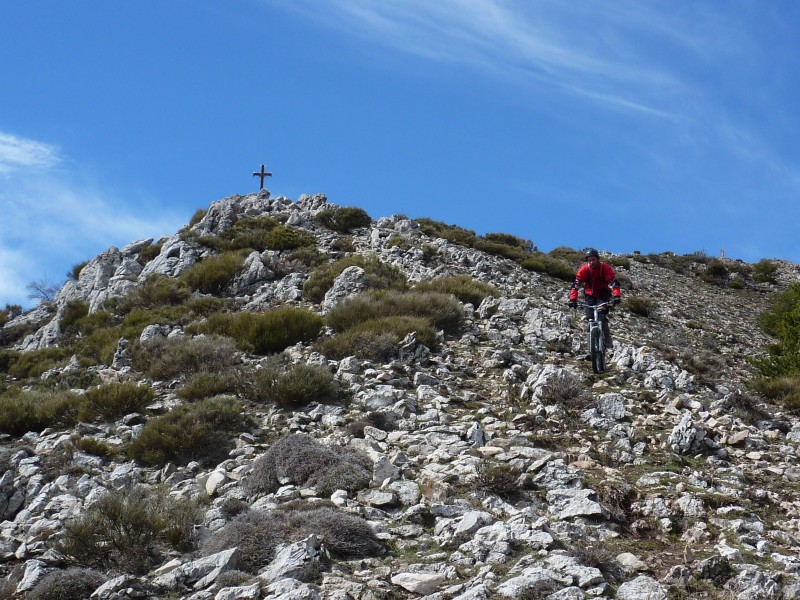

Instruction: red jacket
[569,262,621,301]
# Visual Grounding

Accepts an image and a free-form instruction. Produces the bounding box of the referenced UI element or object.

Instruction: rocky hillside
[1,191,800,599]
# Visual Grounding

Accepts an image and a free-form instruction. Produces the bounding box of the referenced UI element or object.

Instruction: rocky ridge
[2,191,800,599]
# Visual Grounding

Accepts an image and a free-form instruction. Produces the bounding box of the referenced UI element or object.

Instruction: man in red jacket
[567,248,622,348]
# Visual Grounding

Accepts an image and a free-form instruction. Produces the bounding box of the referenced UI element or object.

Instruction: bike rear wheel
[590,326,605,374]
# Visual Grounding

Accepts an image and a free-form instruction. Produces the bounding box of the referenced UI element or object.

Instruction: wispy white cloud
[0,132,61,174]
[0,130,185,308]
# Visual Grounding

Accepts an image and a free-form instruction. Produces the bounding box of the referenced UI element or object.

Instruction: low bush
[752,376,800,411]
[177,371,237,401]
[127,396,247,466]
[181,251,245,294]
[246,433,372,497]
[316,316,437,361]
[131,334,238,380]
[28,567,107,600]
[483,232,533,251]
[547,246,584,264]
[0,388,84,436]
[315,206,372,233]
[303,256,407,303]
[117,275,192,311]
[56,485,201,574]
[192,307,323,355]
[626,296,657,319]
[753,259,779,284]
[262,224,317,251]
[325,289,464,335]
[475,460,523,501]
[236,359,338,407]
[412,275,499,307]
[60,300,90,335]
[538,373,591,412]
[609,256,631,270]
[136,241,163,266]
[7,347,71,379]
[266,246,326,277]
[519,255,575,282]
[415,218,479,247]
[0,303,23,328]
[70,434,117,459]
[701,259,729,286]
[203,505,381,574]
[216,216,282,251]
[80,381,155,421]
[67,261,89,282]
[345,411,398,438]
[188,208,207,228]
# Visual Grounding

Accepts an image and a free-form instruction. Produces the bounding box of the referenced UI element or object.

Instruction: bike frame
[576,300,614,373]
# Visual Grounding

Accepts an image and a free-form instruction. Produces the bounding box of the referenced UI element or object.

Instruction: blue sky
[3,1,800,308]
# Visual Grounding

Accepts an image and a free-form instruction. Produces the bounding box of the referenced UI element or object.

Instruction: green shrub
[236,359,338,407]
[136,241,163,266]
[626,296,657,318]
[276,506,383,558]
[60,300,90,336]
[177,371,236,402]
[754,283,800,378]
[0,389,84,436]
[538,373,591,412]
[188,208,207,227]
[473,239,528,261]
[28,567,107,600]
[0,303,22,328]
[192,307,323,355]
[303,256,407,303]
[131,334,238,380]
[753,259,779,284]
[315,206,372,233]
[0,349,19,373]
[246,433,372,497]
[216,216,281,251]
[266,246,326,277]
[67,261,89,281]
[263,224,317,251]
[127,396,246,466]
[547,246,584,264]
[609,256,631,270]
[752,375,800,411]
[475,460,523,501]
[118,275,192,311]
[80,381,155,421]
[483,232,533,251]
[415,218,479,247]
[181,251,245,294]
[519,254,575,282]
[412,275,500,307]
[7,347,71,379]
[316,316,437,361]
[56,485,201,574]
[325,289,463,335]
[70,434,117,459]
[701,259,729,285]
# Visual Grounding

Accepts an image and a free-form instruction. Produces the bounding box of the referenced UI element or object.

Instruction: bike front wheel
[590,326,605,374]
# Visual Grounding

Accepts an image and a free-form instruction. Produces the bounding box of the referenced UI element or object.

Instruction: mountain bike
[575,300,614,374]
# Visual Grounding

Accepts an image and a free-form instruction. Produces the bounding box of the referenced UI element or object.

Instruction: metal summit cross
[252,164,272,190]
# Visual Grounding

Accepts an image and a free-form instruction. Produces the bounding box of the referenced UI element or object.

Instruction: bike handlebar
[574,300,615,309]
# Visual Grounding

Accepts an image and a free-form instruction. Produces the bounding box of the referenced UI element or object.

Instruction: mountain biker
[567,248,622,349]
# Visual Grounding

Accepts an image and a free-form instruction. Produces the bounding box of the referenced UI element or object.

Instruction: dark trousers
[585,291,612,338]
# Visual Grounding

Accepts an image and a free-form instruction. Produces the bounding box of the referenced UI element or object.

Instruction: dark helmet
[585,248,600,260]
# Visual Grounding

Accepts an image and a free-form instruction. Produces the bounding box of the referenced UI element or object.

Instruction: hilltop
[1,190,800,599]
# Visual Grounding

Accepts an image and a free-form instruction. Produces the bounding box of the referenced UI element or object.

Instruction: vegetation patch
[303,255,407,303]
[127,396,247,466]
[191,307,323,355]
[56,485,201,574]
[315,206,372,233]
[626,296,657,319]
[0,388,84,436]
[132,334,239,380]
[236,358,338,407]
[246,433,372,497]
[80,381,155,421]
[203,505,381,574]
[316,315,437,361]
[28,567,108,600]
[325,289,464,335]
[181,251,245,294]
[412,275,500,307]
[177,371,237,402]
